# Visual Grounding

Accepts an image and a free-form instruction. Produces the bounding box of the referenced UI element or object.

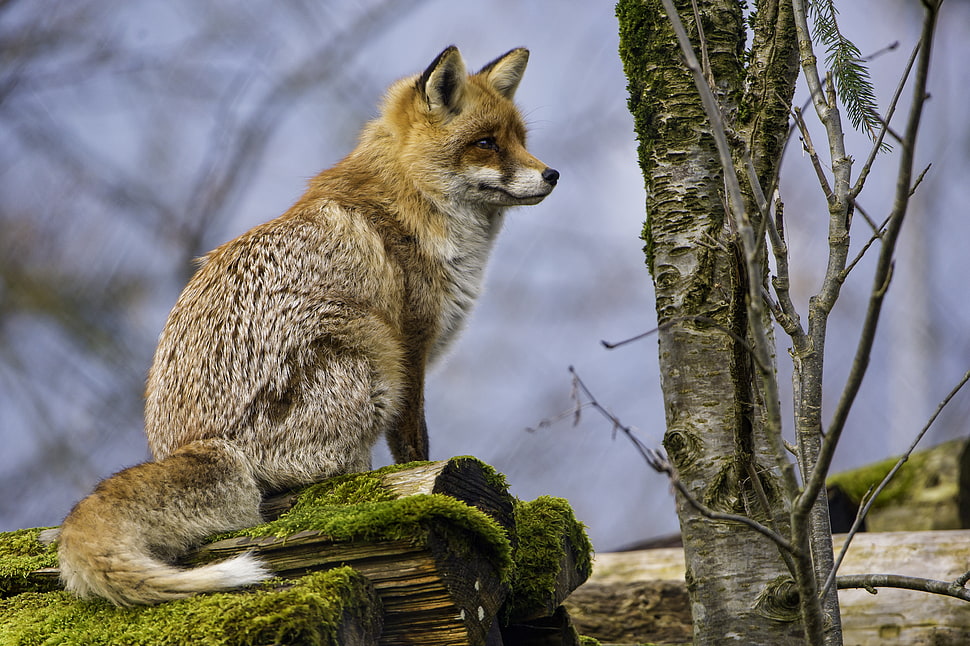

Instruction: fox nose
[542,167,560,186]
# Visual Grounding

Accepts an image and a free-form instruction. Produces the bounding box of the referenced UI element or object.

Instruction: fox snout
[471,162,559,207]
[509,163,559,205]
[517,164,559,205]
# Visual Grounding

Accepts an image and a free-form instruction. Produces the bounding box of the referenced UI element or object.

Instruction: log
[565,547,690,645]
[565,580,690,646]
[261,457,516,533]
[570,530,970,646]
[193,460,516,646]
[502,497,593,623]
[380,458,516,535]
[196,530,504,646]
[5,458,592,646]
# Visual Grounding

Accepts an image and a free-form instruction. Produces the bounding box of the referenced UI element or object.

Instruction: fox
[52,45,557,606]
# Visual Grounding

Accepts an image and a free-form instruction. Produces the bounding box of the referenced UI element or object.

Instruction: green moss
[504,496,593,621]
[826,445,944,508]
[0,528,59,597]
[452,455,510,494]
[207,462,513,582]
[0,566,378,646]
[3,459,576,642]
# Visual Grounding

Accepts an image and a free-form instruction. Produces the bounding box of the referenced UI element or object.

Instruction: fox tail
[55,439,270,606]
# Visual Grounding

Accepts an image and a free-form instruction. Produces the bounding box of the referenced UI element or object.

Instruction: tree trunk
[617,0,801,642]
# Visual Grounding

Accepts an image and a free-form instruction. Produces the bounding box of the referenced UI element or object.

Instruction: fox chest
[398,212,502,363]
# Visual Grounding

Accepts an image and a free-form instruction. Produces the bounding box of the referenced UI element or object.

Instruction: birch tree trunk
[617,0,801,642]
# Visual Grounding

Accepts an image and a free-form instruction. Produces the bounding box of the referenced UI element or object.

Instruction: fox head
[376,46,558,210]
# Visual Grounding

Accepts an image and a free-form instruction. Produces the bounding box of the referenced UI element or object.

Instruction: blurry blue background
[2,0,969,551]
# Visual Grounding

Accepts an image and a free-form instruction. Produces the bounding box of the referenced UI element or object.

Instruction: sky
[1,0,969,551]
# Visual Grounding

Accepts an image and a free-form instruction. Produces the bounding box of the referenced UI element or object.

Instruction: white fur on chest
[425,203,505,364]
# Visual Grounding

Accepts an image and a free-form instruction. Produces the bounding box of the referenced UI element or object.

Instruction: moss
[0,528,59,597]
[0,566,378,646]
[827,441,960,509]
[505,496,593,621]
[210,462,513,581]
[452,455,510,494]
[3,459,577,642]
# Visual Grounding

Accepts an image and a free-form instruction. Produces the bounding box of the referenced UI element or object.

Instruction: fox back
[146,45,557,478]
[56,45,556,606]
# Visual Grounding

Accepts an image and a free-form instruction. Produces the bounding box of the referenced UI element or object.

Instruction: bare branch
[851,41,921,199]
[837,574,970,603]
[791,106,834,202]
[648,447,798,556]
[822,369,970,597]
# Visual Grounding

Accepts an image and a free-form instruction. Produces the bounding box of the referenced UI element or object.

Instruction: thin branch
[602,316,768,375]
[954,569,970,588]
[850,41,921,199]
[837,574,970,603]
[648,447,798,555]
[534,365,798,555]
[821,369,970,597]
[839,213,891,282]
[689,0,714,87]
[767,195,805,338]
[791,106,835,202]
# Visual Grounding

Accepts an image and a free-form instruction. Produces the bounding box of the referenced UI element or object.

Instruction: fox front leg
[387,386,429,463]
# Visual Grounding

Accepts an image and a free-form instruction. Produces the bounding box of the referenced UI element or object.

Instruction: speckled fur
[55,46,557,606]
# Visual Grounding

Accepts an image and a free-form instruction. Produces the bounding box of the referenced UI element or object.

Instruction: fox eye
[473,137,500,152]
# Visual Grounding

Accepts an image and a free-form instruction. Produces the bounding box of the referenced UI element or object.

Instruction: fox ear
[418,45,467,115]
[478,48,529,99]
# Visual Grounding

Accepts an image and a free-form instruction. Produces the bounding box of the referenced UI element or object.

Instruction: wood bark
[617,0,801,642]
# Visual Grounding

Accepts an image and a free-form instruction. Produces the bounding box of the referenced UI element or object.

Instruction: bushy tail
[56,439,271,606]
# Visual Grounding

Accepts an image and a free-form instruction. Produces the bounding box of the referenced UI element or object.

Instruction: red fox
[53,45,557,606]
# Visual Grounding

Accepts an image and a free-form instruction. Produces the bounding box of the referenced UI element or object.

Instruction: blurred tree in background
[0,0,419,526]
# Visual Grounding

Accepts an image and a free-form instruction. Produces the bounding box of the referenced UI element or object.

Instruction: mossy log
[194,526,504,645]
[261,457,516,534]
[5,458,591,646]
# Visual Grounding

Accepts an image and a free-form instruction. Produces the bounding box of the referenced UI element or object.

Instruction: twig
[821,369,970,597]
[851,41,921,199]
[536,365,798,555]
[647,447,797,555]
[838,213,891,283]
[791,106,835,203]
[837,574,970,602]
[688,0,713,87]
[766,195,805,338]
[602,316,767,374]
